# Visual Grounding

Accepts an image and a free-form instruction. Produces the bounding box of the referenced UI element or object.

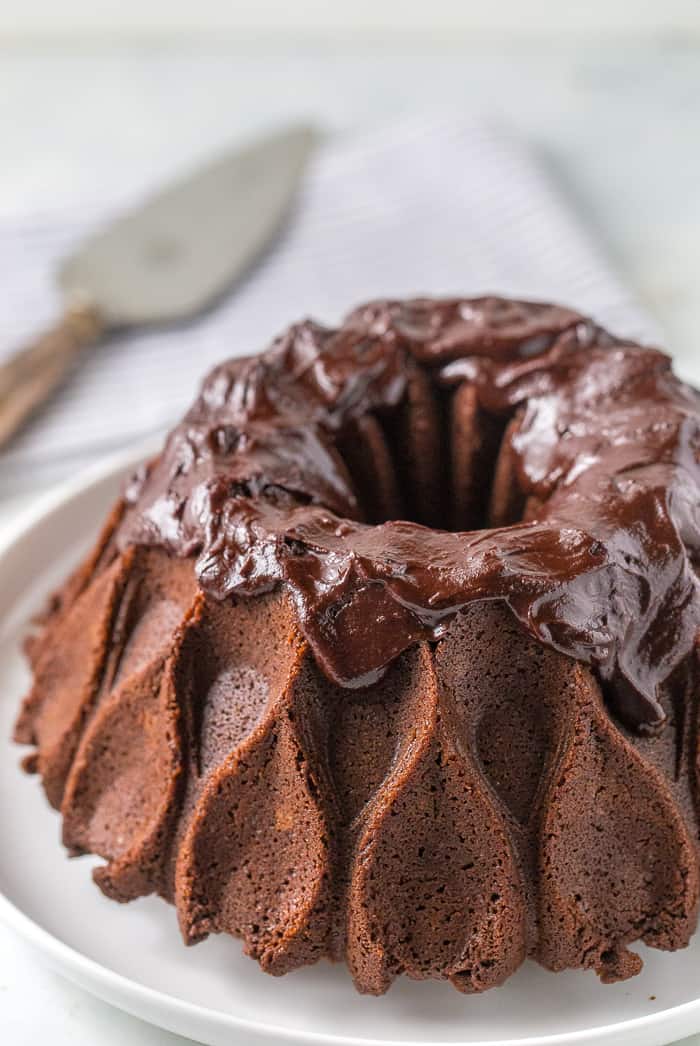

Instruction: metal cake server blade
[0,123,316,449]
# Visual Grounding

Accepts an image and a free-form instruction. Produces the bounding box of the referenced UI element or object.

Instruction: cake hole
[335,375,519,533]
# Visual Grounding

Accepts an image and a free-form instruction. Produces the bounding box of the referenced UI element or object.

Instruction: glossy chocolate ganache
[118,297,700,735]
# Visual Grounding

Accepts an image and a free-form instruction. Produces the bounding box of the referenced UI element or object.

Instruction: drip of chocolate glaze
[117,297,700,734]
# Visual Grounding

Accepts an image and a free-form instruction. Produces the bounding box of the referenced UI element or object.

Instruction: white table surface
[1,39,700,1046]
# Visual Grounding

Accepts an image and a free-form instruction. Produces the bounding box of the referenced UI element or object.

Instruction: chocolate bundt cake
[15,296,700,995]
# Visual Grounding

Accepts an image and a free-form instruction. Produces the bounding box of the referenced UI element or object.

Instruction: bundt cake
[14,296,700,995]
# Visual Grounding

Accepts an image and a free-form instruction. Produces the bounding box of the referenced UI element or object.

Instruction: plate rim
[1,444,699,1046]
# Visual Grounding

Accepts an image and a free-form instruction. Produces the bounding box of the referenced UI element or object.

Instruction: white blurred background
[2,1,699,353]
[1,1,700,39]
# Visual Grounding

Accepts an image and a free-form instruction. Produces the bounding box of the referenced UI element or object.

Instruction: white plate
[1,445,699,1046]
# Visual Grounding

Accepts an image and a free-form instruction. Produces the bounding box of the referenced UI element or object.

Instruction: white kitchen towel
[0,112,657,495]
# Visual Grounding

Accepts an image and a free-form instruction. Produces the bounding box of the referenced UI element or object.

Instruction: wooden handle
[0,306,103,450]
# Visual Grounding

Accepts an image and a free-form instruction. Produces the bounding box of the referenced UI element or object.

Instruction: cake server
[0,124,316,449]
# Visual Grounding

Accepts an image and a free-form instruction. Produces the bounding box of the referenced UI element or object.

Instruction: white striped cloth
[0,113,656,495]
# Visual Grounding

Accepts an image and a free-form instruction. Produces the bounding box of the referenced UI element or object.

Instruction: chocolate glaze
[117,297,700,734]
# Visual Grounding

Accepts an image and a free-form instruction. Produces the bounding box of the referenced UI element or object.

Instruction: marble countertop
[1,39,699,1046]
